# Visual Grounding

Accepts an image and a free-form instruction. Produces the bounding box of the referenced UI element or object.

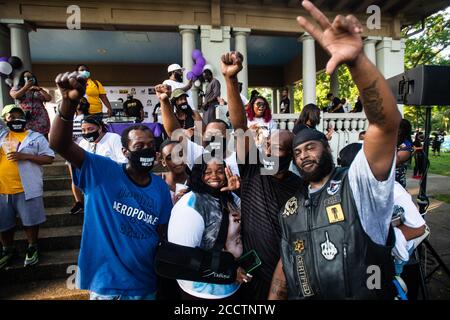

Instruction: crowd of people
[0,0,441,301]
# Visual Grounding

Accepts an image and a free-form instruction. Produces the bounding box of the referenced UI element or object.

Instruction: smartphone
[237,250,261,274]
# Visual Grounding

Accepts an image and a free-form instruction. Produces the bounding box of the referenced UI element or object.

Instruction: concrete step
[15,207,84,230]
[15,225,82,254]
[43,207,84,228]
[44,190,74,207]
[43,163,69,177]
[0,249,80,286]
[0,278,89,300]
[44,175,72,191]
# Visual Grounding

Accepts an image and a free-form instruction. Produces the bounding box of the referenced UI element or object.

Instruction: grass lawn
[432,194,450,204]
[426,152,450,177]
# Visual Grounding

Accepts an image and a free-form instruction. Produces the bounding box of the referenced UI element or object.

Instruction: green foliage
[402,9,450,131]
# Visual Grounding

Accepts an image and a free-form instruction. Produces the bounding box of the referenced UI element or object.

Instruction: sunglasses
[255,102,268,108]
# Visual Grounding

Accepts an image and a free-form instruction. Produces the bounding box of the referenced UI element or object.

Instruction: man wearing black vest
[267,1,401,300]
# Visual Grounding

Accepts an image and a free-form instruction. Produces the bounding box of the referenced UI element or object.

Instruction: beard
[297,149,334,183]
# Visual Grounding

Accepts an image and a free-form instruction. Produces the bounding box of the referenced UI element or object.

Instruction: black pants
[414,152,425,176]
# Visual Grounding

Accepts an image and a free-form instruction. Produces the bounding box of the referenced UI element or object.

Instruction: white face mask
[79,70,91,79]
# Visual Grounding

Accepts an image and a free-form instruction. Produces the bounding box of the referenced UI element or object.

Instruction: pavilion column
[8,22,32,86]
[330,69,339,98]
[288,84,295,113]
[299,33,316,105]
[179,25,199,109]
[363,36,380,66]
[271,88,278,114]
[376,37,406,114]
[0,25,13,110]
[233,27,251,99]
[200,25,231,98]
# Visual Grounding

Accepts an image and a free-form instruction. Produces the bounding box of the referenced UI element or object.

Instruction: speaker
[386,65,450,106]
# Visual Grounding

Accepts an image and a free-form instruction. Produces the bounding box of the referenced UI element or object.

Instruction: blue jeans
[90,291,156,300]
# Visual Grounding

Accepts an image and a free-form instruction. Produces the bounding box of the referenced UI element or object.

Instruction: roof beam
[355,0,380,13]
[211,0,221,27]
[333,0,354,12]
[287,0,300,8]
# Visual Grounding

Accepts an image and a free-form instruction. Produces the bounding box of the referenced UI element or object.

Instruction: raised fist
[55,72,87,102]
[221,51,244,79]
[155,84,172,101]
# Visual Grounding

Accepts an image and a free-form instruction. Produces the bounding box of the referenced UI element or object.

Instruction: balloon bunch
[186,49,206,81]
[0,56,22,76]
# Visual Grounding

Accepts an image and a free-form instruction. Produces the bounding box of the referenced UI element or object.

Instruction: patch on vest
[327,180,341,196]
[282,197,298,218]
[320,232,338,261]
[295,255,314,297]
[326,203,345,224]
[324,194,341,206]
[293,239,305,254]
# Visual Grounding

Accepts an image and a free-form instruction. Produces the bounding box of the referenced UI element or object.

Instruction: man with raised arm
[221,52,302,299]
[267,0,401,300]
[49,72,172,300]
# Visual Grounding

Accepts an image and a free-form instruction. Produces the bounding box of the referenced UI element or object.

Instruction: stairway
[0,155,88,300]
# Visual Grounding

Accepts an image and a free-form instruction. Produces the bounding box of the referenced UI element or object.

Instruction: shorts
[0,193,46,232]
[89,291,156,300]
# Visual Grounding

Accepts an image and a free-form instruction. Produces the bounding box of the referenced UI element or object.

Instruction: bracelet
[56,107,73,122]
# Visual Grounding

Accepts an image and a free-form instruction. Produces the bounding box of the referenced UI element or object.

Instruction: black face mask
[127,148,156,172]
[174,73,183,82]
[7,119,27,132]
[82,130,100,143]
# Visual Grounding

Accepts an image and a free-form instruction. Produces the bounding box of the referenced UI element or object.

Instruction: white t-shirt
[392,182,426,261]
[240,94,248,106]
[347,149,396,246]
[163,79,195,110]
[185,139,240,176]
[168,191,241,299]
[78,132,127,163]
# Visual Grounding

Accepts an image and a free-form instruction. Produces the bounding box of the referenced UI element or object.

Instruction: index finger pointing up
[301,0,331,30]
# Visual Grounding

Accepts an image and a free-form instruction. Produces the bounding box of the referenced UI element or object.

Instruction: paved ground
[405,174,450,300]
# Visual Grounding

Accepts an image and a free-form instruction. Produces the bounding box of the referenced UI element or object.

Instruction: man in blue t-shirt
[49,71,172,300]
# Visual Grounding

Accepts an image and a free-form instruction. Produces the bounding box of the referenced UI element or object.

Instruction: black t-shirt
[280,97,290,114]
[238,152,302,300]
[123,98,144,118]
[330,97,344,113]
[353,100,363,112]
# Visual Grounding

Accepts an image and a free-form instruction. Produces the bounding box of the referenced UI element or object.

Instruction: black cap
[293,128,327,149]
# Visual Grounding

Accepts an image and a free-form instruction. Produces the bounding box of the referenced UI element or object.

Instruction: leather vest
[279,168,395,300]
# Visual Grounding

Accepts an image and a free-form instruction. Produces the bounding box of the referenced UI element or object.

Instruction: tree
[402,8,450,131]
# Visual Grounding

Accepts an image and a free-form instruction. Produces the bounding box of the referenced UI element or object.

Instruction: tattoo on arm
[361,80,385,126]
[270,278,288,299]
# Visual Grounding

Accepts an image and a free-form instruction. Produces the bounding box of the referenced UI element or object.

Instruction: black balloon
[8,56,22,69]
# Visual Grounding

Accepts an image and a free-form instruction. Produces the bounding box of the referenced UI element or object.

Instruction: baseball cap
[1,104,25,118]
[293,128,327,149]
[170,88,189,101]
[167,64,184,73]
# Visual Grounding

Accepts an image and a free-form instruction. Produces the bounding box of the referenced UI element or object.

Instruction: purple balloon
[192,64,203,77]
[196,57,206,68]
[186,71,195,81]
[0,57,8,62]
[192,49,202,61]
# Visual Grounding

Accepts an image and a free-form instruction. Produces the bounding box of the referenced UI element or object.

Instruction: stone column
[179,25,198,109]
[233,27,251,99]
[200,25,231,98]
[376,37,405,79]
[376,37,406,114]
[8,22,33,85]
[363,36,380,66]
[0,25,13,109]
[330,69,339,98]
[299,33,316,105]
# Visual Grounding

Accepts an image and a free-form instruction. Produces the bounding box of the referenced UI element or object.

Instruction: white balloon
[0,61,13,75]
[194,80,202,88]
